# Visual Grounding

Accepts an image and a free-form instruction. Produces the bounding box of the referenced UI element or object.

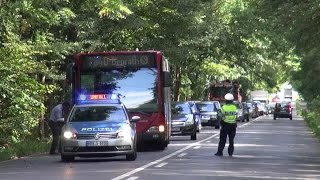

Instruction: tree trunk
[173,66,182,101]
[39,75,46,140]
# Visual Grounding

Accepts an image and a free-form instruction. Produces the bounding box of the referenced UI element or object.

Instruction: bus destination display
[80,54,156,70]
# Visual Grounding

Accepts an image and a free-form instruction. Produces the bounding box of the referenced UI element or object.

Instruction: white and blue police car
[60,94,140,162]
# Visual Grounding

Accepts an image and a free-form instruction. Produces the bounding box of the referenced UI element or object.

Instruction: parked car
[261,102,269,115]
[246,102,257,118]
[254,101,266,116]
[171,102,197,140]
[267,103,276,114]
[234,101,245,122]
[186,101,202,132]
[242,102,250,121]
[195,101,222,129]
[273,101,293,120]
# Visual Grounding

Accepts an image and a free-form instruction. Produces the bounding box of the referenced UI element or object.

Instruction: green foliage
[0,0,320,157]
[0,139,50,161]
[302,99,320,140]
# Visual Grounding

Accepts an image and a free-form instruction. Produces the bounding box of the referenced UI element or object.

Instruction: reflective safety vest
[222,104,237,124]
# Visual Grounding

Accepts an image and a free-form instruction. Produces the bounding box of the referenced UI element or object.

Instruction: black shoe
[214,153,223,156]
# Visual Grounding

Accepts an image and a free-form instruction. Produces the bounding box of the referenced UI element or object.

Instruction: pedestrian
[215,93,237,157]
[48,101,70,155]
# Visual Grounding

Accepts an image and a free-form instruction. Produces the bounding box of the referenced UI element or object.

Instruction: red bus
[66,51,172,150]
[207,79,242,102]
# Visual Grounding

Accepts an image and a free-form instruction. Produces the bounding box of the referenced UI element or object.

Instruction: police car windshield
[70,106,127,122]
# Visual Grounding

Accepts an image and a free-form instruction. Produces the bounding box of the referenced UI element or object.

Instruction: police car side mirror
[130,116,140,123]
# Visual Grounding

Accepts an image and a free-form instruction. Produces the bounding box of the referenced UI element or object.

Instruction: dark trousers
[217,121,237,155]
[48,121,62,153]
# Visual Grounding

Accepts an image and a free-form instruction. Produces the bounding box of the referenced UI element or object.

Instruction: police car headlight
[63,131,77,139]
[117,131,131,141]
[185,118,194,125]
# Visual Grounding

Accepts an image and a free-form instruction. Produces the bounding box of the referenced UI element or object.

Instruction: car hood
[65,121,130,133]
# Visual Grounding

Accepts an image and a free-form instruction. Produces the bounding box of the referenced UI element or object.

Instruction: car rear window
[172,103,192,115]
[196,103,216,112]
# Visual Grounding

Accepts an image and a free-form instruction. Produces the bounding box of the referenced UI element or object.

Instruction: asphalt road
[1,114,320,180]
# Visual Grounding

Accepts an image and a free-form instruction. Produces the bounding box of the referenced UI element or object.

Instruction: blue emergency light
[76,93,121,104]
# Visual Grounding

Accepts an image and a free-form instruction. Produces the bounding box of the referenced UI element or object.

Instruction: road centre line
[110,133,220,180]
[111,118,260,180]
[154,162,168,168]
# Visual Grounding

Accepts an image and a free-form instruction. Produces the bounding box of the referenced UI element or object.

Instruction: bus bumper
[137,132,165,143]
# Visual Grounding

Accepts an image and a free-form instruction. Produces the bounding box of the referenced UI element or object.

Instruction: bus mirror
[163,72,172,87]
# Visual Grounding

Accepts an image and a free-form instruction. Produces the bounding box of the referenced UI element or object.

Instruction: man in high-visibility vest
[215,93,238,156]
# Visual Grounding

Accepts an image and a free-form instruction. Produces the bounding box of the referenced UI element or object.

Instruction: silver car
[60,103,140,162]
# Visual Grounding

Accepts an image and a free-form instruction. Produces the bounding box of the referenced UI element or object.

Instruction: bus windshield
[210,86,231,97]
[80,68,158,113]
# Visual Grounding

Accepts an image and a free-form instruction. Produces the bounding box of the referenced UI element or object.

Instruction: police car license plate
[86,141,108,146]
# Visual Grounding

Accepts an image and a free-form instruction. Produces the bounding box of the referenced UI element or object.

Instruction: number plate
[86,141,108,146]
[172,127,180,131]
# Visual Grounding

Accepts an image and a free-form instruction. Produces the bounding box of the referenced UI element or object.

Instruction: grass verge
[0,139,51,161]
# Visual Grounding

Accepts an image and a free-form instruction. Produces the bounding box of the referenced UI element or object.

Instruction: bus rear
[68,51,171,150]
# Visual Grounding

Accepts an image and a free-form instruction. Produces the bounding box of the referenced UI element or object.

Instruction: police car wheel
[126,150,137,161]
[61,155,75,162]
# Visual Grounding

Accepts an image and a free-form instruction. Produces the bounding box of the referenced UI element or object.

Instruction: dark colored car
[195,101,222,129]
[171,102,197,140]
[273,101,293,120]
[234,101,245,122]
[186,101,202,132]
[242,102,250,122]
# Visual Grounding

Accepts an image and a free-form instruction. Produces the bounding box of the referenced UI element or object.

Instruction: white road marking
[111,118,261,180]
[177,153,187,158]
[193,146,201,149]
[126,177,139,180]
[206,141,211,143]
[154,162,168,168]
[110,133,219,180]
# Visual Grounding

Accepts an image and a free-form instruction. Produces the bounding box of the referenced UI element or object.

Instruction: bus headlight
[147,125,165,133]
[158,125,165,132]
[63,131,77,139]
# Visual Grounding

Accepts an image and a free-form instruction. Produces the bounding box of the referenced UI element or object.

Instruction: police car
[60,94,140,162]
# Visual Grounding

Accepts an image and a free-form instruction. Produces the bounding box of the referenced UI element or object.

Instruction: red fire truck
[66,51,172,150]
